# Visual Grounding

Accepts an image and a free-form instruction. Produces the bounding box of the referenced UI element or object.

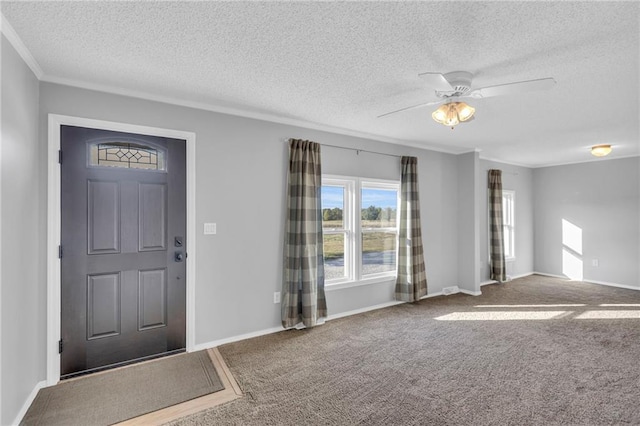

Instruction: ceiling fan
[378,71,556,128]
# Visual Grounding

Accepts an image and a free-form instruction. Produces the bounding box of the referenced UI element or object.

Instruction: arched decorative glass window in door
[88,141,167,171]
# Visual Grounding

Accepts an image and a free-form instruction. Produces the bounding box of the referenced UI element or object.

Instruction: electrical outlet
[273,292,281,304]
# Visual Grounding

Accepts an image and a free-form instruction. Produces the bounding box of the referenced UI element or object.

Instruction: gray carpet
[22,350,223,426]
[172,275,640,425]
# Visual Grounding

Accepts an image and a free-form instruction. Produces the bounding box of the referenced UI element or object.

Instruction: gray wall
[533,158,640,287]
[479,160,534,281]
[38,83,461,348]
[322,143,460,305]
[457,151,480,293]
[1,35,44,425]
[4,39,638,424]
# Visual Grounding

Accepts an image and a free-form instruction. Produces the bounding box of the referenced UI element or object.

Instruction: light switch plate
[204,223,217,235]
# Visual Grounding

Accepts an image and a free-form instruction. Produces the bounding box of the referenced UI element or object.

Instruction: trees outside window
[321,176,399,284]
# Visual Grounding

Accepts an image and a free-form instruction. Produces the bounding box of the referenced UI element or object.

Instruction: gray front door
[60,125,186,378]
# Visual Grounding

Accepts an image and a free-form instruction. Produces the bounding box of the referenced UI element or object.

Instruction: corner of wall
[1,24,45,426]
[11,381,46,425]
[456,151,481,294]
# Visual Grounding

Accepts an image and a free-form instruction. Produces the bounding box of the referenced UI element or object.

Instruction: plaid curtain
[282,139,327,328]
[488,169,507,282]
[395,156,428,302]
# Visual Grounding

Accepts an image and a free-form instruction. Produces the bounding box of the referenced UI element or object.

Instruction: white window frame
[322,175,400,289]
[321,177,355,282]
[502,190,515,260]
[360,179,401,280]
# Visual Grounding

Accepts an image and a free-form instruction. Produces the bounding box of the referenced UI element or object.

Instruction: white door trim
[47,114,197,386]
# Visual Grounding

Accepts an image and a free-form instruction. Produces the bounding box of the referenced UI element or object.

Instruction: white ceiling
[2,1,639,167]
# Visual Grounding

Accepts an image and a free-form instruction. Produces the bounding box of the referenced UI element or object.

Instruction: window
[322,176,399,285]
[361,183,398,276]
[321,180,353,281]
[502,190,515,259]
[89,141,166,171]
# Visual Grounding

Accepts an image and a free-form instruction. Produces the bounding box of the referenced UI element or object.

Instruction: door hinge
[58,339,63,354]
[58,150,63,164]
[58,245,63,259]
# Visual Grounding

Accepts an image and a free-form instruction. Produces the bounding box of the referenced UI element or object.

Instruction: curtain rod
[321,143,402,158]
[287,138,402,158]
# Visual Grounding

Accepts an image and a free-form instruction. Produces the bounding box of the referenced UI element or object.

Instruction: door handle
[175,251,184,262]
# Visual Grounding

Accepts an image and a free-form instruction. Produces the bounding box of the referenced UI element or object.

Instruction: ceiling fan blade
[418,72,455,92]
[377,99,442,118]
[469,77,556,99]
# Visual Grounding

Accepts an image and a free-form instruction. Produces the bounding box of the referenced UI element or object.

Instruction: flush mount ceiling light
[591,144,612,157]
[432,101,475,129]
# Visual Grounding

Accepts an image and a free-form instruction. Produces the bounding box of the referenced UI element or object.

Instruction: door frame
[47,114,196,386]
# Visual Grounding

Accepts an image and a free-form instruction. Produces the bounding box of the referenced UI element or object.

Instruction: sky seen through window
[322,186,397,209]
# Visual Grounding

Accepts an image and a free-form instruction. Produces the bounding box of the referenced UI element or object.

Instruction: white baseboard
[481,272,534,287]
[193,289,466,353]
[422,287,483,299]
[13,380,46,426]
[327,300,404,320]
[192,326,284,352]
[192,300,409,352]
[195,276,562,355]
[512,272,535,280]
[532,271,567,279]
[583,279,640,291]
[533,272,639,291]
[421,291,444,299]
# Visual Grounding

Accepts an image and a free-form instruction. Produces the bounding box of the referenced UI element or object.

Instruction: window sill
[325,275,396,292]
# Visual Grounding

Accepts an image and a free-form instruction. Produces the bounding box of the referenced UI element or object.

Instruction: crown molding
[1,13,43,79]
[479,152,640,169]
[530,153,640,169]
[9,36,635,169]
[0,12,490,160]
[9,11,615,167]
[42,74,464,156]
[478,155,534,169]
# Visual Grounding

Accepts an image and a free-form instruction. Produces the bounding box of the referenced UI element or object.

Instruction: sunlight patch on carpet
[599,304,640,307]
[575,310,640,319]
[435,311,567,321]
[474,304,586,308]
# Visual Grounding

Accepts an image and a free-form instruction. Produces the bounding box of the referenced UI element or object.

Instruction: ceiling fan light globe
[445,105,459,126]
[457,103,475,121]
[432,102,474,128]
[432,106,449,123]
[444,116,459,127]
[591,144,612,157]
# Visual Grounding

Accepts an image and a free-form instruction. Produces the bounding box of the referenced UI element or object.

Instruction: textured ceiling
[2,1,639,167]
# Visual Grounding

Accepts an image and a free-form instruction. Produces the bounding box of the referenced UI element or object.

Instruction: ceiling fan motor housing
[439,71,473,97]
